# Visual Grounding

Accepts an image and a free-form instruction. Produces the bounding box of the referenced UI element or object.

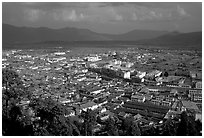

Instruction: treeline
[2,68,202,136]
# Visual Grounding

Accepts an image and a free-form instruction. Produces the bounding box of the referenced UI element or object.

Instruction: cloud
[52,9,85,22]
[176,4,188,16]
[23,8,46,21]
[132,13,138,20]
[108,8,124,21]
[21,2,108,10]
[130,4,190,22]
[64,10,80,21]
[8,2,192,24]
[115,15,123,21]
[2,2,202,34]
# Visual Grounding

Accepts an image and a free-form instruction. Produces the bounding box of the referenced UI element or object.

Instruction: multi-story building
[195,81,202,89]
[165,97,175,103]
[155,95,165,101]
[193,93,202,102]
[188,89,202,102]
[161,101,171,107]
[131,94,145,102]
[150,99,161,106]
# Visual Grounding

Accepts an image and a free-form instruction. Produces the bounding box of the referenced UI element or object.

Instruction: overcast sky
[2,2,202,34]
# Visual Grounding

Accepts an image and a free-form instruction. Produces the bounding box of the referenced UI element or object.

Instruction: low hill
[136,32,202,50]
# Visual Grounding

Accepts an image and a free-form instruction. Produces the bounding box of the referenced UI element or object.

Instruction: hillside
[2,24,168,43]
[2,24,111,43]
[2,24,202,50]
[101,29,168,41]
[136,31,202,50]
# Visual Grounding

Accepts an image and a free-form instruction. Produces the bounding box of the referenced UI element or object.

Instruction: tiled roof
[80,101,97,109]
[182,100,199,110]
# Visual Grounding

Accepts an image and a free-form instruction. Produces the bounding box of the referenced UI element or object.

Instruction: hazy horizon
[2,2,202,34]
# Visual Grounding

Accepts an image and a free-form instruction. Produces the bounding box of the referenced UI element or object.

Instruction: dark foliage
[161,119,178,136]
[30,97,75,136]
[104,117,119,136]
[177,111,200,136]
[80,109,97,136]
[163,71,169,77]
[120,116,141,136]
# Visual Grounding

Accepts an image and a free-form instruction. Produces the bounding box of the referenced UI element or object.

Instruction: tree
[2,69,27,116]
[162,119,177,136]
[80,109,97,136]
[130,121,141,136]
[163,72,169,77]
[177,111,199,136]
[195,119,202,136]
[104,117,119,136]
[2,69,82,136]
[141,125,159,136]
[30,97,75,136]
[2,104,34,136]
[121,116,141,136]
[2,69,31,135]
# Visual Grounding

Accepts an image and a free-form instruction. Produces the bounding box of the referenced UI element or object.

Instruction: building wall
[124,71,130,79]
[189,89,202,102]
[195,113,202,122]
[196,81,202,89]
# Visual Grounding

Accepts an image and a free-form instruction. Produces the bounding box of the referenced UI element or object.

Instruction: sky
[2,2,202,34]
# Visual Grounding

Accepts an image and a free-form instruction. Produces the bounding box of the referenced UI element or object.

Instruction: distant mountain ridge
[100,29,169,41]
[2,23,168,43]
[2,24,111,43]
[2,23,202,50]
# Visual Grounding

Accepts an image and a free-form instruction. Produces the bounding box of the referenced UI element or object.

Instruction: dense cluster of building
[2,47,202,135]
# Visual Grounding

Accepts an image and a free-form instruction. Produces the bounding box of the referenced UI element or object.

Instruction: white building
[121,62,134,68]
[90,89,105,95]
[146,70,162,78]
[80,101,98,112]
[116,70,130,79]
[124,71,131,79]
[85,56,102,62]
[54,52,66,55]
[136,71,146,78]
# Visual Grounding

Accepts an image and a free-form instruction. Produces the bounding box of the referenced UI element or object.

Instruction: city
[2,2,202,136]
[2,46,202,135]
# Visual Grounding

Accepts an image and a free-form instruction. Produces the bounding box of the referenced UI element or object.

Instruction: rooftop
[182,100,199,111]
[80,101,97,109]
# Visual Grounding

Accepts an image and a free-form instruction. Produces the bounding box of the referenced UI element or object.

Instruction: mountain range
[2,23,202,50]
